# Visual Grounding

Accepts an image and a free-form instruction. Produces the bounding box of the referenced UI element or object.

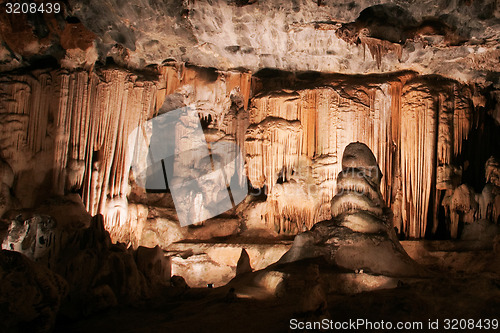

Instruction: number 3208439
[5,2,61,14]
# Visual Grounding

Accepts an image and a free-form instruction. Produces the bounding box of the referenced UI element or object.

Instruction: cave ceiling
[0,0,498,85]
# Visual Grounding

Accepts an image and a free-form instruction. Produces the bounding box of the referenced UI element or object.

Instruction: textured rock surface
[2,214,58,266]
[0,0,497,84]
[279,142,424,277]
[0,64,252,242]
[1,212,172,321]
[0,63,497,242]
[0,2,498,331]
[245,72,495,238]
[0,0,498,246]
[0,250,68,333]
[221,143,427,305]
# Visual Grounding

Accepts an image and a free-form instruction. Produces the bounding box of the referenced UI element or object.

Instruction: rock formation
[236,248,253,276]
[1,212,171,329]
[0,0,498,330]
[2,214,58,267]
[0,250,68,333]
[0,62,497,246]
[245,73,490,239]
[0,159,14,217]
[279,142,423,277]
[0,65,251,245]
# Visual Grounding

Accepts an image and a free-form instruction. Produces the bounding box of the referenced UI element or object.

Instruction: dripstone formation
[279,142,424,277]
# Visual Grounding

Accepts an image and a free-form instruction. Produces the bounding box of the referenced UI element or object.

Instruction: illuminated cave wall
[0,64,497,242]
[0,65,252,238]
[245,72,488,238]
[0,0,499,245]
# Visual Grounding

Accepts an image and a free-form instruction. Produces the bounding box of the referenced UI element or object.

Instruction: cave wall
[0,0,499,246]
[0,64,253,243]
[0,64,497,243]
[0,69,156,211]
[246,72,485,238]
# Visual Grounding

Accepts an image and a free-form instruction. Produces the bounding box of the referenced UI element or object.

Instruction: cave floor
[54,265,500,333]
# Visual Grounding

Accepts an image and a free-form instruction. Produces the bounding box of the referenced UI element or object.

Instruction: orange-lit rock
[279,142,424,277]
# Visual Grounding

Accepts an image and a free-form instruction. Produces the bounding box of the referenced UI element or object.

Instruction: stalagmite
[447,184,478,238]
[279,142,425,277]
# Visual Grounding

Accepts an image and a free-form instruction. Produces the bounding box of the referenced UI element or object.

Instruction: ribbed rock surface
[0,65,251,245]
[0,64,497,242]
[247,72,482,238]
[279,142,424,277]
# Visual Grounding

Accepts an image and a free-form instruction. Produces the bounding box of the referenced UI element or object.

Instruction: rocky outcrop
[1,212,172,324]
[0,250,68,333]
[279,142,423,277]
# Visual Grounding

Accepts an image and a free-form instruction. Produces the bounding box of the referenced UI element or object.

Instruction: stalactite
[0,75,43,162]
[248,84,394,233]
[53,72,71,195]
[389,80,402,200]
[453,85,473,157]
[433,89,455,233]
[266,191,318,233]
[247,74,477,237]
[436,91,454,165]
[157,64,254,132]
[400,83,437,238]
[245,117,302,192]
[225,71,252,111]
[26,73,51,154]
[359,36,402,68]
[0,69,158,226]
[0,64,255,241]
